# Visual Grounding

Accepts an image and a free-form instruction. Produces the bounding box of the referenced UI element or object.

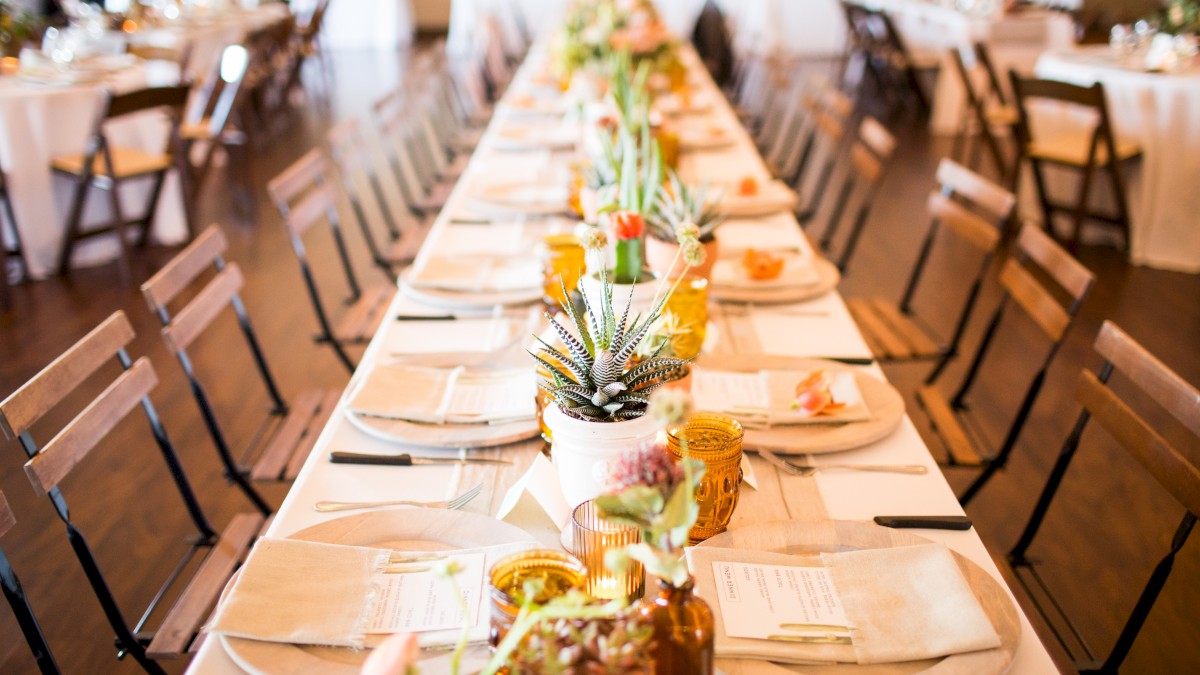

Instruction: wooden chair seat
[249,387,341,481]
[51,146,173,180]
[332,284,394,343]
[145,511,266,659]
[984,103,1019,127]
[1027,133,1141,167]
[915,384,983,466]
[846,297,941,360]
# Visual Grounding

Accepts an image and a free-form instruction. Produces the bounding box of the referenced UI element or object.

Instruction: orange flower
[741,249,784,280]
[792,370,846,416]
[611,211,646,240]
[737,176,759,196]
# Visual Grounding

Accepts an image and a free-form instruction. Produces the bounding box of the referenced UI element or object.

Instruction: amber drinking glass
[666,413,744,544]
[571,499,644,600]
[663,275,708,360]
[488,549,587,648]
[542,232,586,310]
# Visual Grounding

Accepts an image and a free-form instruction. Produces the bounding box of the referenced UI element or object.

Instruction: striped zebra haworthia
[532,273,688,422]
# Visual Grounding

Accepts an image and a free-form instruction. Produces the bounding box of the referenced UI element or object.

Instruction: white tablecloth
[0,65,189,279]
[1031,47,1200,273]
[127,2,293,76]
[185,37,1057,674]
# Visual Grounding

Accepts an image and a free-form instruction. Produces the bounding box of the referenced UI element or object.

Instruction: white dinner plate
[398,266,543,310]
[470,181,570,216]
[220,510,539,675]
[711,256,841,305]
[694,520,1019,675]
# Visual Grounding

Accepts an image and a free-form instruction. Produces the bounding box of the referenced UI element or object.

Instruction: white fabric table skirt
[186,39,1058,675]
[1023,47,1200,273]
[0,65,188,279]
[127,2,293,77]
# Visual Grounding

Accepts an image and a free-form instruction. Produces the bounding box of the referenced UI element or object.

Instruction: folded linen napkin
[686,543,1001,665]
[434,222,527,257]
[711,252,820,290]
[349,364,536,424]
[692,368,870,427]
[408,255,541,293]
[207,538,391,649]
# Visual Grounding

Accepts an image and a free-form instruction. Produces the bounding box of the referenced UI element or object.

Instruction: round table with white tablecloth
[126,1,293,77]
[1034,46,1200,273]
[0,63,189,279]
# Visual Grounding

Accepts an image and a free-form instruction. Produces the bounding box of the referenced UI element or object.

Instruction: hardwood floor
[1,48,1197,674]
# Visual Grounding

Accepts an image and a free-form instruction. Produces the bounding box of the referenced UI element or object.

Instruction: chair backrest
[328,118,406,261]
[818,115,898,271]
[372,99,437,217]
[794,87,854,213]
[267,150,368,348]
[0,489,60,675]
[185,44,251,140]
[999,224,1094,343]
[1010,321,1199,672]
[1009,72,1119,164]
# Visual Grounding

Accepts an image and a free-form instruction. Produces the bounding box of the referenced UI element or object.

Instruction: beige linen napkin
[691,368,871,427]
[821,543,1001,664]
[718,181,798,217]
[207,538,391,649]
[409,255,541,292]
[686,543,1000,665]
[349,363,536,424]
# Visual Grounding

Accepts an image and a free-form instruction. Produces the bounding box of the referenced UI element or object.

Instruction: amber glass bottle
[637,577,714,675]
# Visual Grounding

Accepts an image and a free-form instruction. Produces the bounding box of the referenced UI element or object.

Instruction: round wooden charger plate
[698,520,1018,675]
[711,257,841,304]
[221,510,538,675]
[694,355,904,455]
[398,267,543,310]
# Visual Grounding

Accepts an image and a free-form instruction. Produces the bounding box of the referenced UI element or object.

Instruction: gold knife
[329,452,512,466]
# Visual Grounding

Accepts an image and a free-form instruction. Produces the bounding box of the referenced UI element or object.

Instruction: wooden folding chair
[0,312,265,672]
[950,43,1019,185]
[840,2,939,117]
[847,159,1014,379]
[814,115,898,272]
[52,85,192,279]
[794,87,855,224]
[372,95,455,220]
[267,150,395,374]
[1003,321,1200,673]
[0,490,59,674]
[180,44,254,214]
[916,224,1094,503]
[1009,73,1141,252]
[243,17,296,140]
[327,118,427,274]
[141,224,341,488]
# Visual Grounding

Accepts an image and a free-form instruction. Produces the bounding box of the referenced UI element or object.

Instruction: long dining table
[188,39,1059,675]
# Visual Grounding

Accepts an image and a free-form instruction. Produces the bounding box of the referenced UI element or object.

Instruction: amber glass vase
[637,577,714,675]
[488,549,586,649]
[666,412,744,544]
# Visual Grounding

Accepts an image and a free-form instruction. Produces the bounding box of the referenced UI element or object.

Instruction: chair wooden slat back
[1095,322,1200,439]
[935,157,1015,219]
[1007,321,1198,672]
[106,85,191,121]
[267,148,340,237]
[24,358,158,497]
[141,224,228,312]
[0,313,135,440]
[1000,225,1093,342]
[1014,223,1094,301]
[817,116,896,271]
[161,264,244,353]
[998,258,1071,342]
[328,118,404,269]
[858,116,897,160]
[927,192,1000,254]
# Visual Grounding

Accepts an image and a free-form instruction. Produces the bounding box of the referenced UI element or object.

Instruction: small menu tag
[496,453,571,529]
[367,552,487,635]
[710,561,850,641]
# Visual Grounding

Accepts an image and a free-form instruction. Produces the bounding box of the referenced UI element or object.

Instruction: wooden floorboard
[1,49,1198,675]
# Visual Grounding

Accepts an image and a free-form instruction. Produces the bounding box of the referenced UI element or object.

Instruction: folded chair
[327,118,427,274]
[141,224,342,488]
[0,312,265,672]
[0,490,59,674]
[847,159,1014,380]
[950,43,1019,186]
[840,1,939,117]
[1004,321,1199,673]
[814,115,898,272]
[268,150,395,374]
[1010,73,1141,252]
[793,87,856,224]
[372,95,455,221]
[916,224,1094,504]
[180,44,254,215]
[53,84,192,279]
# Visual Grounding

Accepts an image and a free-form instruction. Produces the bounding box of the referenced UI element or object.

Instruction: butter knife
[329,452,512,466]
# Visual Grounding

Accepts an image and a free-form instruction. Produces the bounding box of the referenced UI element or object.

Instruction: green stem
[614,238,642,285]
[448,574,471,674]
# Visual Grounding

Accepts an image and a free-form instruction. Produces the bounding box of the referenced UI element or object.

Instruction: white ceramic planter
[579,270,662,324]
[544,404,662,508]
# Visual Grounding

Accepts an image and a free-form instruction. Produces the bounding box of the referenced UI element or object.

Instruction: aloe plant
[531,273,687,422]
[648,170,725,244]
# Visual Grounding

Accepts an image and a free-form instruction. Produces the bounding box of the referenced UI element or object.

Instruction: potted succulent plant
[531,271,688,507]
[646,170,724,280]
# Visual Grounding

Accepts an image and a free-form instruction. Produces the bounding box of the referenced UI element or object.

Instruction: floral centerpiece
[550,0,676,84]
[1161,0,1200,35]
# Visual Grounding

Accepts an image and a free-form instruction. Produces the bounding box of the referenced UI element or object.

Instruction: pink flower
[791,370,845,417]
[361,633,419,675]
[606,440,683,494]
